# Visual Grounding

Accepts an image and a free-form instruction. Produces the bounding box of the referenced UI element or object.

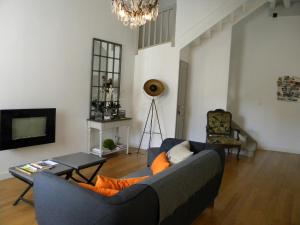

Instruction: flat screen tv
[0,108,56,150]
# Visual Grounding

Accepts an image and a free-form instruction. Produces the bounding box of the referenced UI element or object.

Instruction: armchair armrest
[147,147,161,166]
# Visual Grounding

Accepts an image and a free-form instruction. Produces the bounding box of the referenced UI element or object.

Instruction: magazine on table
[31,160,58,169]
[15,160,58,175]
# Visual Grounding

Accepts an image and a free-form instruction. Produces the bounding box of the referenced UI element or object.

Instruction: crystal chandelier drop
[112,0,159,28]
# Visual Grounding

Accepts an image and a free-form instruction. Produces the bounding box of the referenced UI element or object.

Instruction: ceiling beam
[283,0,291,8]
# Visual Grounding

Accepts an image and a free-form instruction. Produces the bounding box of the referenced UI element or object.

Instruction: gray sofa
[33,138,225,225]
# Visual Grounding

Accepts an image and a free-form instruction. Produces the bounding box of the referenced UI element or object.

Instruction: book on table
[31,160,58,169]
[15,160,58,175]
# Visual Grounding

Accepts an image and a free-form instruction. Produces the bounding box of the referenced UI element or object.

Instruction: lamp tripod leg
[148,99,154,149]
[153,99,163,141]
[137,99,153,154]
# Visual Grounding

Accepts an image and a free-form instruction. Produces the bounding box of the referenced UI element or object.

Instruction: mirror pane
[101,42,108,56]
[113,89,119,101]
[94,41,101,55]
[107,73,113,86]
[108,44,114,58]
[99,87,106,101]
[100,72,106,87]
[100,57,107,71]
[92,72,99,86]
[108,58,113,72]
[115,46,121,59]
[114,59,119,73]
[113,74,119,87]
[92,88,98,102]
[93,56,100,70]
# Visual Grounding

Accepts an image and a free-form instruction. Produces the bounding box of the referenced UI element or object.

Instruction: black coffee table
[9,163,73,206]
[52,152,106,185]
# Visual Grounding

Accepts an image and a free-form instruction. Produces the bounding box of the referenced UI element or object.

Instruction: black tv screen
[0,108,56,150]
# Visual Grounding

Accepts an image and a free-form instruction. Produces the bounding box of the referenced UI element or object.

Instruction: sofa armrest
[147,147,162,166]
[34,172,159,225]
[33,172,111,225]
[204,144,226,172]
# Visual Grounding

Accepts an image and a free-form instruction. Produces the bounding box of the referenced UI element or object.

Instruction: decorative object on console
[277,75,300,102]
[103,139,116,151]
[112,0,159,28]
[137,79,165,153]
[90,38,125,121]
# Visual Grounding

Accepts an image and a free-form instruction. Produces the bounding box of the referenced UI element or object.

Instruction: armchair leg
[237,147,241,160]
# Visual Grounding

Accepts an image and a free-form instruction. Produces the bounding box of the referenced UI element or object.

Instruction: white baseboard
[0,171,12,180]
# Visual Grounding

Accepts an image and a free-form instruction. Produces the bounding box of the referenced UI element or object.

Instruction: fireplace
[0,108,56,150]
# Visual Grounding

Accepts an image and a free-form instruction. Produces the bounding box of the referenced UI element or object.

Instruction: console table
[87,118,131,156]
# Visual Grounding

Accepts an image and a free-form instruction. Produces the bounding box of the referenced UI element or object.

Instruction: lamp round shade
[143,79,165,97]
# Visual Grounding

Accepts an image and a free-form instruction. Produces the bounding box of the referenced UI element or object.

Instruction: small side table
[87,118,131,156]
[9,163,73,206]
[53,152,106,184]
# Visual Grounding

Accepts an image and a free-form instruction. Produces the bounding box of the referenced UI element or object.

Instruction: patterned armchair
[206,109,242,159]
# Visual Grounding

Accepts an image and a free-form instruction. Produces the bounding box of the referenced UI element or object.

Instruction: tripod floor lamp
[137,79,165,154]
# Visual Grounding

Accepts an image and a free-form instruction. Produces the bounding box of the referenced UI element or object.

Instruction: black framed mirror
[90,38,122,121]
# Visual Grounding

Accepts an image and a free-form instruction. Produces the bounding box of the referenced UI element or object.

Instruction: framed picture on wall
[277,76,300,102]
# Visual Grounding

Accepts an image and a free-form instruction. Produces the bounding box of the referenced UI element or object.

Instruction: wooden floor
[0,150,300,225]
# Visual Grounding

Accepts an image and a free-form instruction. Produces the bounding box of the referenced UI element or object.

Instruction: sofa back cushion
[160,138,206,154]
[166,141,193,164]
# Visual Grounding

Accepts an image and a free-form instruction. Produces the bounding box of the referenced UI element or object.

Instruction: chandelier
[112,0,159,28]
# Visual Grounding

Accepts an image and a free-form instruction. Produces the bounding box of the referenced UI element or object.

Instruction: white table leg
[87,127,91,153]
[126,126,130,154]
[99,129,103,158]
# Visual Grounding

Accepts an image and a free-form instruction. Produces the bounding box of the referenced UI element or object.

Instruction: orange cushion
[96,175,149,190]
[150,152,170,175]
[79,175,149,197]
[79,183,119,197]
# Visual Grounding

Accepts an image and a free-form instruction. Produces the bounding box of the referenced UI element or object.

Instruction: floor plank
[0,150,300,225]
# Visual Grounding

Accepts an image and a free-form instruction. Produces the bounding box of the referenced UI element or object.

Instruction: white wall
[184,27,232,142]
[228,5,300,154]
[176,0,247,48]
[131,43,180,149]
[131,0,253,148]
[159,0,176,10]
[0,0,136,179]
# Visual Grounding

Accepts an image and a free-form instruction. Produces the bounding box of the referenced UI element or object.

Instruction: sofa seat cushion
[124,167,153,178]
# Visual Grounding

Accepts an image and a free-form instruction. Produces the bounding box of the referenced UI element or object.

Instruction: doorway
[175,60,188,139]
